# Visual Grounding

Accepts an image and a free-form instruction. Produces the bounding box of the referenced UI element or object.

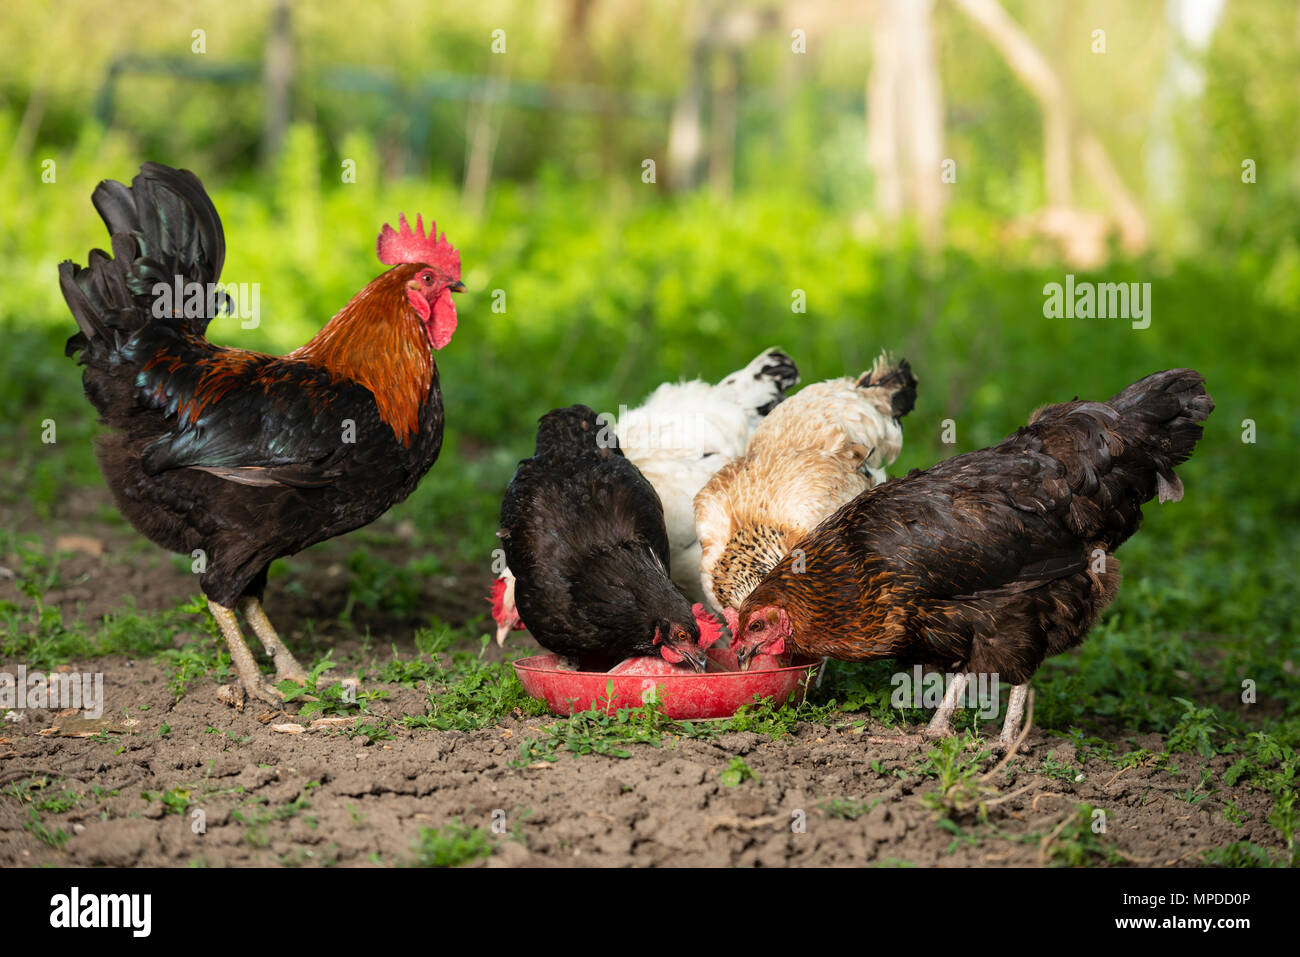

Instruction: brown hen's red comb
[376,214,461,277]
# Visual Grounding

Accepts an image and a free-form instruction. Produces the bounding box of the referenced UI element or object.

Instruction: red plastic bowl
[512,646,818,719]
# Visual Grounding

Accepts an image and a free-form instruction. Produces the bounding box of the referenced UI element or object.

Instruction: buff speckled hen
[60,163,464,707]
[695,351,916,615]
[730,369,1213,748]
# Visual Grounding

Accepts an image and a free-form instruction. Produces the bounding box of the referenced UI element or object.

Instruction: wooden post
[261,0,293,168]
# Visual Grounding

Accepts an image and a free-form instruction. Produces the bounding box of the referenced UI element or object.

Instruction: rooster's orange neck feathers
[290,272,433,447]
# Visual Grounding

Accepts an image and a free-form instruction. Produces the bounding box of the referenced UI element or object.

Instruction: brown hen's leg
[925,671,969,738]
[240,596,309,685]
[998,683,1030,748]
[208,599,283,707]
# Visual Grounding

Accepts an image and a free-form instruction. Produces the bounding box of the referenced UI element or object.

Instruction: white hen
[616,348,800,601]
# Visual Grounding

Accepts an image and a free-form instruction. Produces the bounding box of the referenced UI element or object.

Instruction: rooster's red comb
[376,213,461,276]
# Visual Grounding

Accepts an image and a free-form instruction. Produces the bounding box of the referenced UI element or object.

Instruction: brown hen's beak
[735,646,753,673]
[448,280,466,293]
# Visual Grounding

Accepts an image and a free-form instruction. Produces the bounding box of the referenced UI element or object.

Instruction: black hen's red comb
[376,214,460,277]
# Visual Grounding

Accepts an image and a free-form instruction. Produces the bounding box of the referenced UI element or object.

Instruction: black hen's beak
[448,279,467,293]
[682,644,708,674]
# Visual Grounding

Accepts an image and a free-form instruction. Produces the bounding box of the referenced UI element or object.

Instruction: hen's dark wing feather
[126,324,380,487]
[840,448,1089,600]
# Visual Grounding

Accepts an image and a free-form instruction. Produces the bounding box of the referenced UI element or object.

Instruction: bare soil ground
[0,494,1284,868]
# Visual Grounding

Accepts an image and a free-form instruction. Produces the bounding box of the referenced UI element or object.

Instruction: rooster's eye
[751,621,764,632]
[421,272,434,285]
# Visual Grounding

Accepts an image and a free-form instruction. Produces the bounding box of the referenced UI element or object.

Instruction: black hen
[499,405,708,671]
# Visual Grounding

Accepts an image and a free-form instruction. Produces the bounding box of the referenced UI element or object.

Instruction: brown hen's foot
[864,671,971,746]
[240,596,309,685]
[208,599,285,708]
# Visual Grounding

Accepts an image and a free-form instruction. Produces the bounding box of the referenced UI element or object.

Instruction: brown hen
[729,369,1213,747]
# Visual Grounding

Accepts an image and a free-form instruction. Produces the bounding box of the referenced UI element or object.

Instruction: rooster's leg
[208,599,284,707]
[924,672,969,737]
[998,683,1030,748]
[239,597,309,685]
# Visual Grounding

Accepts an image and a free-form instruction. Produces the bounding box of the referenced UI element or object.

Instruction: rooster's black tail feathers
[61,163,226,361]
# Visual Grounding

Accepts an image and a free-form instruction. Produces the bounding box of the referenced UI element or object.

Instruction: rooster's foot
[209,598,288,710]
[243,676,289,709]
[240,596,309,684]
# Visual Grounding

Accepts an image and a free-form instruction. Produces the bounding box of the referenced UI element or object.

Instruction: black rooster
[60,163,465,706]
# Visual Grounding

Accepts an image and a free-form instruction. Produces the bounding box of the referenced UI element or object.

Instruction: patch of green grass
[409,819,494,868]
[2,775,84,813]
[335,717,396,742]
[278,653,385,719]
[1200,841,1287,868]
[340,551,445,623]
[204,727,252,747]
[230,784,319,847]
[24,808,70,849]
[404,639,547,732]
[141,787,194,816]
[721,690,835,740]
[2,776,105,849]
[1043,804,1125,867]
[720,756,758,788]
[513,694,676,763]
[821,797,881,820]
[1037,750,1085,783]
[916,735,996,822]
[157,642,230,701]
[816,660,919,728]
[1221,731,1298,866]
[1165,697,1227,759]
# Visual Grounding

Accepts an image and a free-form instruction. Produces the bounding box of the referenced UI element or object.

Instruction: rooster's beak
[735,646,752,673]
[448,280,466,293]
